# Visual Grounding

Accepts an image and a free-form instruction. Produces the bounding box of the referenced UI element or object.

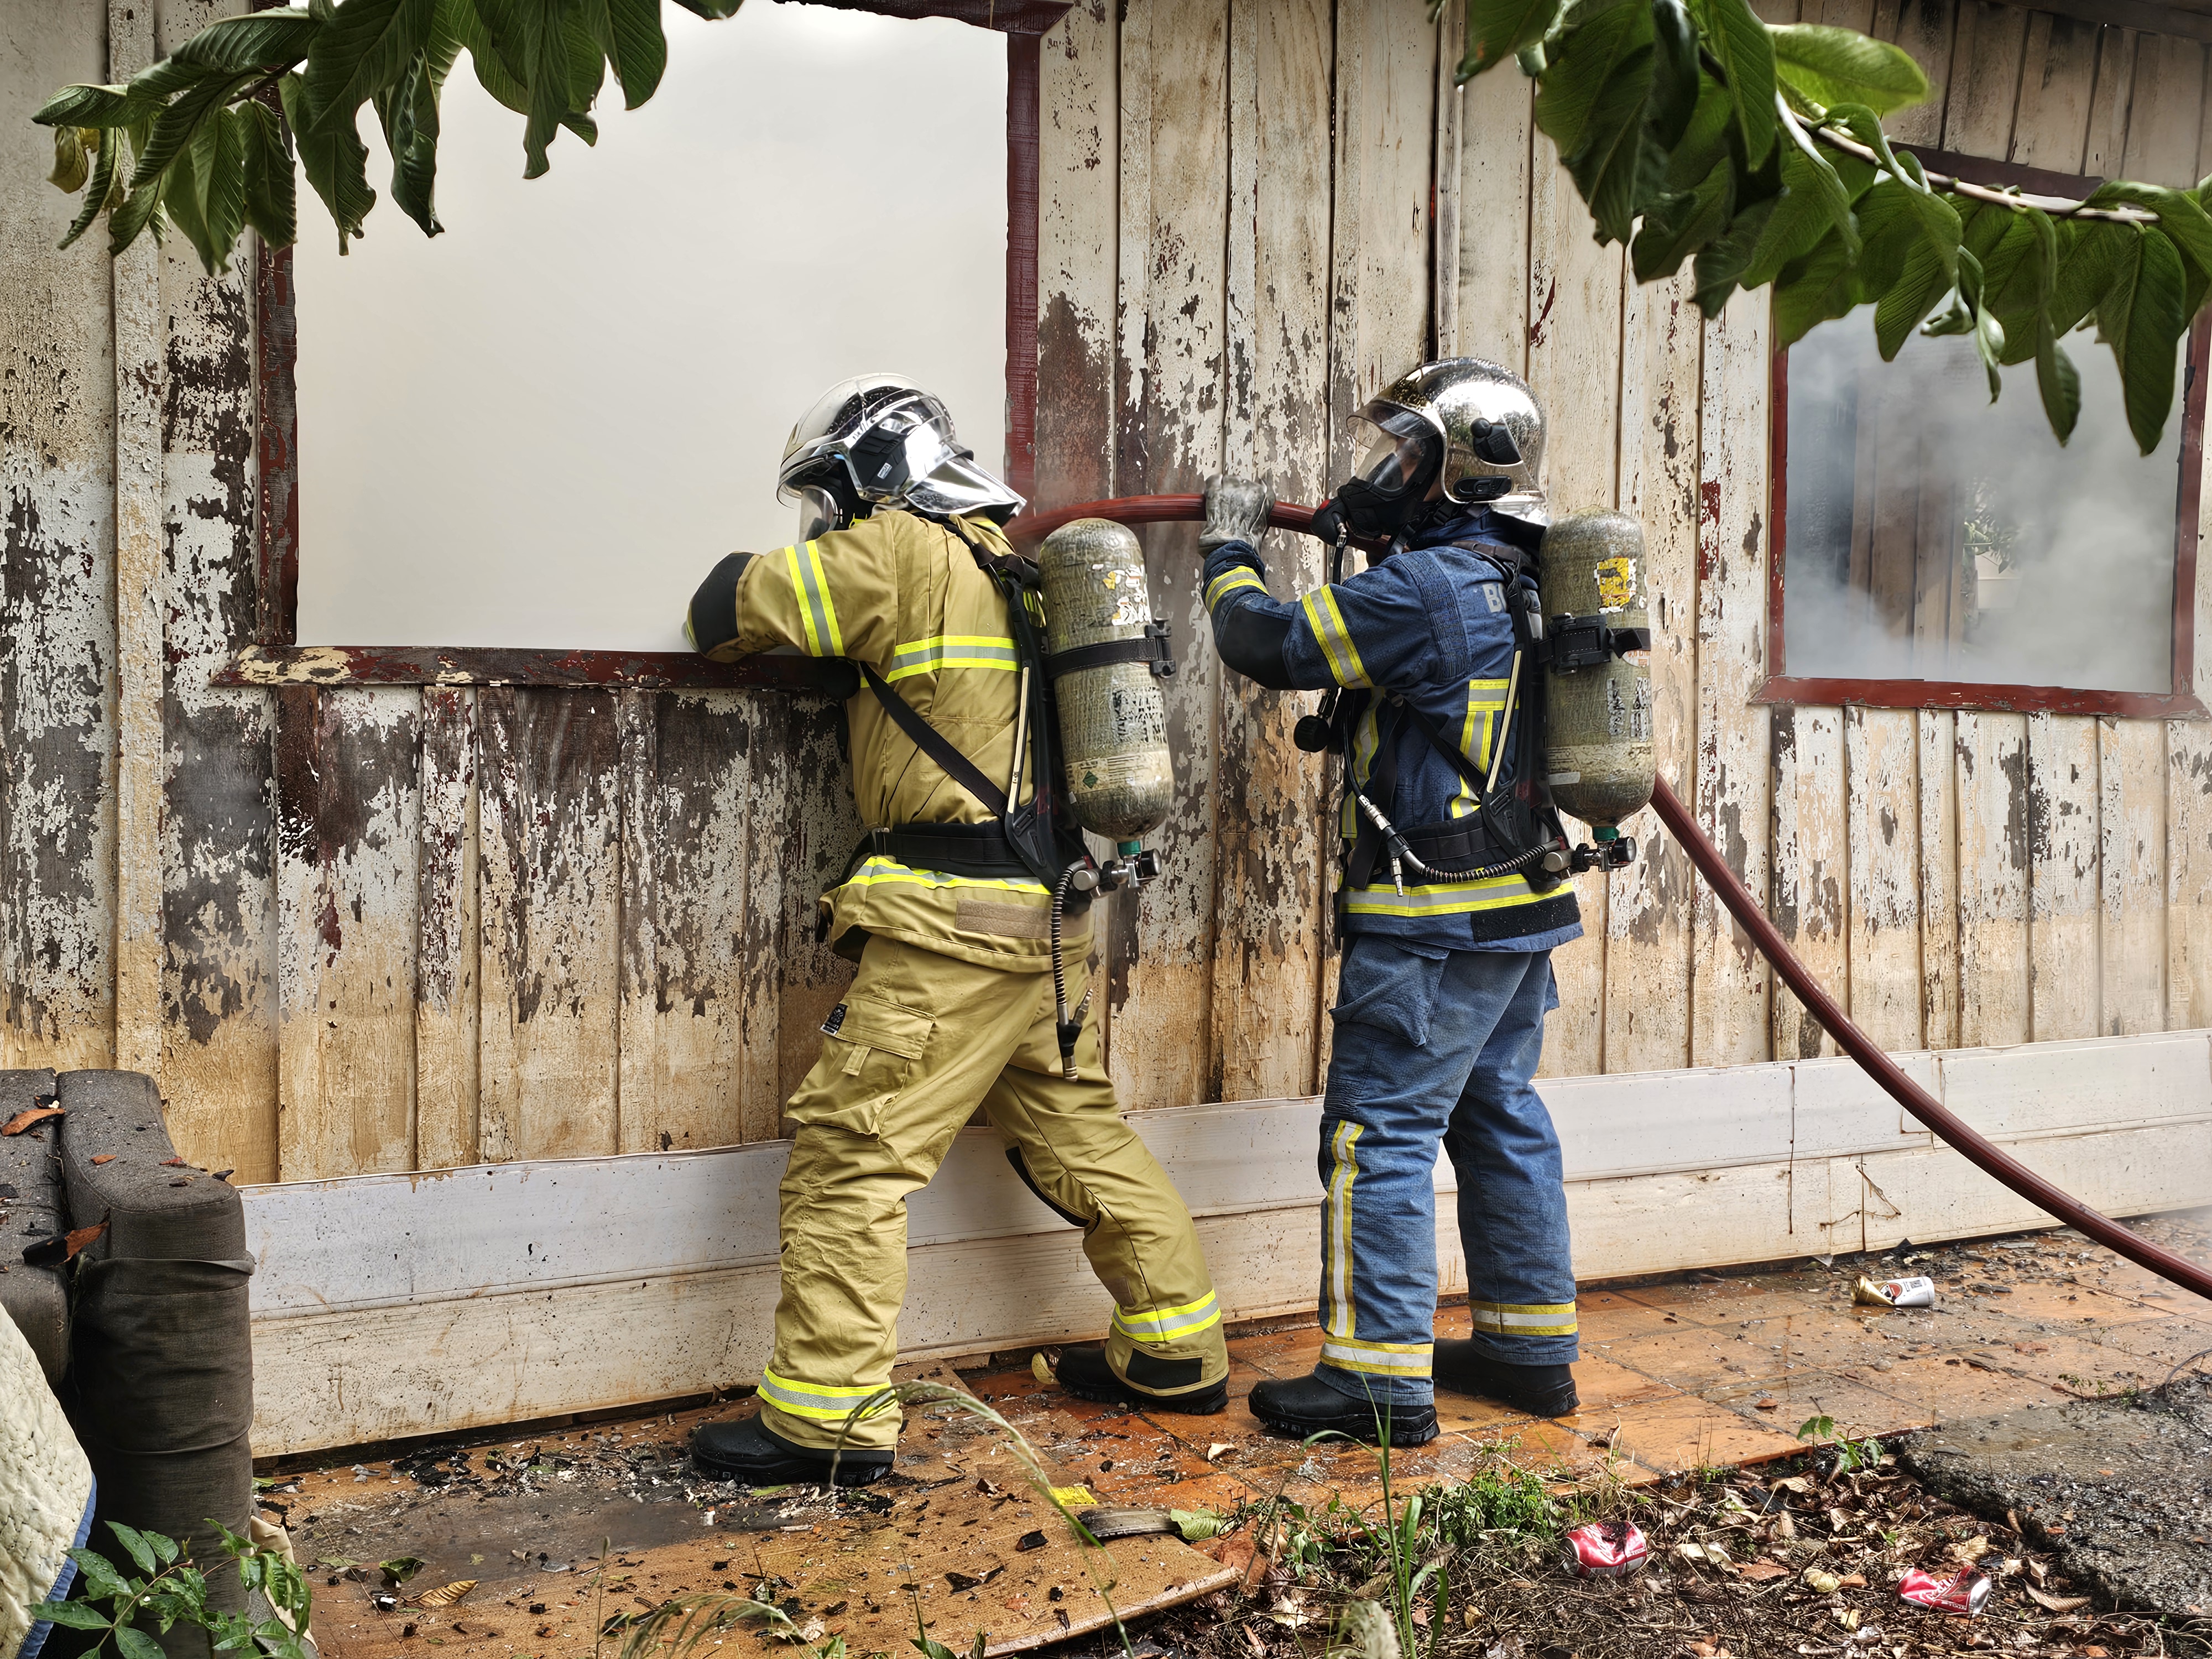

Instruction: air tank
[1035,518,1175,844]
[1539,510,1655,831]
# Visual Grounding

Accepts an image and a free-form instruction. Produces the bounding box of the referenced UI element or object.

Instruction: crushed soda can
[1563,1519,1648,1577]
[1853,1274,1937,1309]
[1896,1567,1991,1615]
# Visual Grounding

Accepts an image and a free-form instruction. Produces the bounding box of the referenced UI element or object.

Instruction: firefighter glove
[1199,474,1275,554]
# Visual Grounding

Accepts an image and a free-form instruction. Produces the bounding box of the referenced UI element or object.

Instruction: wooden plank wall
[3,0,2210,1183]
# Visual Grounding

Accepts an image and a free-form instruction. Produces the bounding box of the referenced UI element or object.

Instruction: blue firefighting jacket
[1203,509,1583,953]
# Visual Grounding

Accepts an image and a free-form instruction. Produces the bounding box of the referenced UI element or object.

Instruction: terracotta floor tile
[1574,1288,1689,1342]
[1943,1327,2168,1394]
[1561,1352,1681,1411]
[1944,1280,2171,1327]
[1703,1370,1935,1441]
[1598,1395,1805,1475]
[1431,1389,1538,1436]
[2066,1313,2212,1367]
[1850,1353,2068,1420]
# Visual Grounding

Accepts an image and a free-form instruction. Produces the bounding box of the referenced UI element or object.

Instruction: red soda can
[1896,1567,1992,1615]
[1563,1520,1648,1577]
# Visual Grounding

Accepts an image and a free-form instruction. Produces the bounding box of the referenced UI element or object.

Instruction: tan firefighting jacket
[686,509,1083,972]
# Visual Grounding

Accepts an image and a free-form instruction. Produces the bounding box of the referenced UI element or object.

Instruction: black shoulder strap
[858,664,1010,818]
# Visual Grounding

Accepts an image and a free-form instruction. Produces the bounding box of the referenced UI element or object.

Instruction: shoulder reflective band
[785,541,845,657]
[886,635,1019,680]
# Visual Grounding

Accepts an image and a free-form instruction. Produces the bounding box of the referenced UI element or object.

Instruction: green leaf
[60,119,123,248]
[2098,227,2188,453]
[33,1600,117,1632]
[179,102,249,273]
[128,57,222,105]
[301,0,434,132]
[375,53,444,235]
[1543,2,1657,244]
[2036,316,2080,443]
[115,1625,166,1659]
[33,83,144,127]
[1872,232,1949,358]
[2052,219,2131,335]
[125,70,241,197]
[106,1524,159,1578]
[174,10,323,72]
[473,0,584,177]
[2084,179,2212,274]
[50,126,90,192]
[1532,0,1643,161]
[239,98,297,246]
[1973,295,2006,399]
[1662,74,1734,191]
[1170,1509,1225,1541]
[69,1548,135,1603]
[1773,229,1856,344]
[911,1639,959,1659]
[1776,104,1861,257]
[283,70,375,250]
[1768,24,1928,117]
[1647,0,1698,147]
[147,1532,180,1568]
[583,0,666,107]
[1460,0,1563,74]
[1633,155,1734,280]
[1690,0,1776,166]
[1692,195,1775,314]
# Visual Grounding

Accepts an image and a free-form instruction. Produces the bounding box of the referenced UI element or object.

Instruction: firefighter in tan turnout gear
[684,376,1229,1486]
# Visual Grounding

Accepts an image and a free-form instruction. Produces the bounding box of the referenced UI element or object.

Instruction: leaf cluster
[1448,0,2212,452]
[33,1520,315,1659]
[33,0,743,269]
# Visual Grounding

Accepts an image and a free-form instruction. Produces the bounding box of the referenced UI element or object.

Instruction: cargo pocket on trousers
[786,994,935,1138]
[1328,935,1449,1048]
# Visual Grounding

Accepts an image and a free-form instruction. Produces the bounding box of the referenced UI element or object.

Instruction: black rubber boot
[1053,1344,1229,1415]
[1433,1341,1579,1417]
[1246,1372,1439,1447]
[691,1413,894,1486]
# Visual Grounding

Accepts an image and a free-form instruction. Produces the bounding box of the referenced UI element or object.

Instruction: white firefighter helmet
[1348,358,1548,531]
[776,374,1024,542]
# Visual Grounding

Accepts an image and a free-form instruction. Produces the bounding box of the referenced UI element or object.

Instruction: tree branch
[1806,119,2158,224]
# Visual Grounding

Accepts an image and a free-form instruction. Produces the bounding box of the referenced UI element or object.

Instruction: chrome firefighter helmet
[1340,358,1548,537]
[776,374,1024,542]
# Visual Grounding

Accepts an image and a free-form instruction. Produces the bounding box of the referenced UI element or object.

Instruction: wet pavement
[282,1211,2212,1657]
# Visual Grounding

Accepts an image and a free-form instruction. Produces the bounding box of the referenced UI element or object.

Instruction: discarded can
[1853,1274,1937,1309]
[1563,1520,1648,1577]
[1896,1568,1991,1615]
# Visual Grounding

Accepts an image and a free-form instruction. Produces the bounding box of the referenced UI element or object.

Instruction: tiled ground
[296,1217,2211,1657]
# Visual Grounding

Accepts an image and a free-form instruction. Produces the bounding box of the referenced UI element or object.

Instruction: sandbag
[56,1071,252,1659]
[0,1291,95,1659]
[0,1070,67,1386]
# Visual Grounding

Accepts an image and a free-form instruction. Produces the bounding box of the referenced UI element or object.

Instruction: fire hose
[1011,494,2212,1306]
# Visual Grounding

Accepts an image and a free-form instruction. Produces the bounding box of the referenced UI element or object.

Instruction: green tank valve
[1118,839,1144,857]
[1594,825,1619,841]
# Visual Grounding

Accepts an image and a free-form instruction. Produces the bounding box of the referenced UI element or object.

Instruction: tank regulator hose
[1009,493,2212,1306]
[1048,865,1093,1083]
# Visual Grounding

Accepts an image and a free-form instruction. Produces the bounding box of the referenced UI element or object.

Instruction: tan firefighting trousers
[757,935,1228,1452]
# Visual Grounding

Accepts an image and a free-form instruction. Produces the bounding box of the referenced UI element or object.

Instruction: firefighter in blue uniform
[1199,358,1583,1446]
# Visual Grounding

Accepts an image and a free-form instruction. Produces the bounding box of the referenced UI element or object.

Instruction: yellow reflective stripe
[886,635,1020,681]
[1449,678,1512,819]
[1113,1290,1222,1344]
[1301,588,1370,687]
[1324,1120,1361,1339]
[759,1366,891,1422]
[1343,879,1558,917]
[784,542,844,657]
[1466,1299,1579,1337]
[1322,1339,1434,1376]
[1206,567,1268,608]
[842,856,1047,895]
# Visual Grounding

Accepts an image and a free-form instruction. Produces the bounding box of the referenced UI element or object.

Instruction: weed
[1796,1415,1882,1474]
[32,1520,313,1659]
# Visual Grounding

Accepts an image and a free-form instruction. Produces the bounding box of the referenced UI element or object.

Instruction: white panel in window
[1783,320,2184,693]
[294,3,1008,650]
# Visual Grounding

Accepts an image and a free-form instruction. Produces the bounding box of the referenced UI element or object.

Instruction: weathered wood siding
[4,0,2211,1182]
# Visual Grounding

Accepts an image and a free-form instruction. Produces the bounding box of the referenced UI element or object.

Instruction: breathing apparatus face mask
[1334,406,1446,539]
[785,467,863,544]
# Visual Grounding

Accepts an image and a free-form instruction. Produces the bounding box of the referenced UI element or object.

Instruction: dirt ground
[274,1212,2212,1659]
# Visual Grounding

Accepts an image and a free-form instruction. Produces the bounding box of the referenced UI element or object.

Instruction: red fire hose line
[1015,493,2212,1305]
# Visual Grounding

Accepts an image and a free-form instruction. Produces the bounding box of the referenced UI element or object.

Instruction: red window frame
[222,0,1066,694]
[1758,147,2209,719]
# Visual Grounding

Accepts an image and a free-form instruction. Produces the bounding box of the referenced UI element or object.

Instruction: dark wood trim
[1972,0,2212,48]
[211,645,854,695]
[247,1,1056,685]
[1896,145,2104,201]
[1762,249,2209,718]
[254,241,298,646]
[1005,28,1040,503]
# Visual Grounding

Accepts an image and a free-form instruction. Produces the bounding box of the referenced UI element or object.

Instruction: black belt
[847,822,1035,881]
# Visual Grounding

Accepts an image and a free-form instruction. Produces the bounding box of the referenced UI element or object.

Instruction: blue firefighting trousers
[1313,935,1580,1407]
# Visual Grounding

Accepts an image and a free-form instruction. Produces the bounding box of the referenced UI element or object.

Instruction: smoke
[1783,320,2185,693]
[293,4,1007,651]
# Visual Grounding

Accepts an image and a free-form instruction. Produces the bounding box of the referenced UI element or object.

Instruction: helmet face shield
[794,483,848,544]
[1352,404,1444,497]
[776,373,1024,528]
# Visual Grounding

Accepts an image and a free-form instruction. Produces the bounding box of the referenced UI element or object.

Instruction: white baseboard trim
[243,1030,2212,1455]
